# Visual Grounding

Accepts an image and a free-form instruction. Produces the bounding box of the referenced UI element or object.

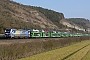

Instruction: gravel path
[0,38,61,45]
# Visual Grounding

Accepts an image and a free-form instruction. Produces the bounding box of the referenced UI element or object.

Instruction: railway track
[0,34,90,45]
[0,37,65,45]
[0,38,46,44]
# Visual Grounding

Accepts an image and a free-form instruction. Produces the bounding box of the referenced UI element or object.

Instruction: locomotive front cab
[5,28,16,38]
[5,28,11,38]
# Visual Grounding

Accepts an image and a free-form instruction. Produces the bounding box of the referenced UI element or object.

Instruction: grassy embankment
[18,40,90,60]
[0,37,90,60]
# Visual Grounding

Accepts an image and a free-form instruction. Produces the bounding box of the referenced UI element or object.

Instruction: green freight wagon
[31,32,42,38]
[42,32,51,37]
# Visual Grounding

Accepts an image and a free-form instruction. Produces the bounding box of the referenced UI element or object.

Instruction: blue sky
[13,0,90,19]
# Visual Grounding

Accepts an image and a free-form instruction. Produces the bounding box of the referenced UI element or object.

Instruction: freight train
[4,28,90,38]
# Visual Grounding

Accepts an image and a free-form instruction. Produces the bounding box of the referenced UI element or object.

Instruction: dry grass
[82,48,90,60]
[0,37,90,60]
[66,44,90,60]
[18,40,90,60]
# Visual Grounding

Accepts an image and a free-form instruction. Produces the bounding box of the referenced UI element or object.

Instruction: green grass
[18,40,90,60]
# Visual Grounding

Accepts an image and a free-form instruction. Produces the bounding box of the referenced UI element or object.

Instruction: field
[18,40,90,60]
[82,47,90,60]
[0,37,90,60]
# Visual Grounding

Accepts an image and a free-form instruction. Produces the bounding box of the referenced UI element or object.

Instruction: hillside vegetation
[31,6,65,28]
[0,0,90,33]
[66,18,90,29]
[0,0,64,33]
